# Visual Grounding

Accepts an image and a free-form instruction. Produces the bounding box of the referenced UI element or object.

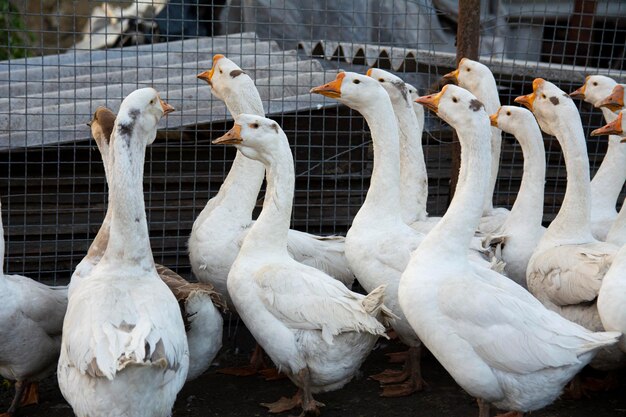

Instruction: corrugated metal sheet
[0,32,339,151]
[297,39,626,83]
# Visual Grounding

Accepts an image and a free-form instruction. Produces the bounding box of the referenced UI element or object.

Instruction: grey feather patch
[118,122,134,138]
[469,99,484,112]
[390,80,409,102]
[230,69,246,78]
[549,96,560,105]
[271,123,279,133]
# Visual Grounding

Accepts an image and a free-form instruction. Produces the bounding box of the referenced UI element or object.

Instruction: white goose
[597,85,626,246]
[484,106,546,287]
[77,106,225,381]
[367,68,493,262]
[213,114,393,416]
[591,111,626,353]
[57,88,189,417]
[443,58,510,235]
[570,76,626,241]
[191,55,354,312]
[0,201,67,417]
[311,71,429,397]
[365,68,429,227]
[519,79,625,371]
[400,83,620,417]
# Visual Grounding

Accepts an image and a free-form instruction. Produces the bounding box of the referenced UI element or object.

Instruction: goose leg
[374,346,427,397]
[218,343,273,377]
[477,398,491,417]
[494,412,523,417]
[1,380,28,417]
[20,382,39,406]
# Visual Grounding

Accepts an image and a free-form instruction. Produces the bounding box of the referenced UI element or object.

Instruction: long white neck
[462,79,501,214]
[502,124,546,233]
[545,110,594,243]
[207,85,266,219]
[607,196,626,246]
[421,116,491,256]
[394,95,428,224]
[85,144,113,260]
[102,128,154,268]
[353,98,404,225]
[590,107,626,215]
[240,141,294,256]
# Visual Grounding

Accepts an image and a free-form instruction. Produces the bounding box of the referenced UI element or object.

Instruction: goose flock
[1,55,625,417]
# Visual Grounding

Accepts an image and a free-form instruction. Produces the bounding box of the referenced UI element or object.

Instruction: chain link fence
[0,0,624,283]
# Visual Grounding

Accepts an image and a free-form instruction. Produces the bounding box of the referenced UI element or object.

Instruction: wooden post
[449,0,481,200]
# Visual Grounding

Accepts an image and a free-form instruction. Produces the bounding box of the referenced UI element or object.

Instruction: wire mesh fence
[0,0,624,284]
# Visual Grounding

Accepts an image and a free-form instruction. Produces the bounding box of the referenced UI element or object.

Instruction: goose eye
[541,94,546,99]
[506,111,511,116]
[466,68,471,72]
[593,82,598,86]
[219,68,223,74]
[150,99,155,105]
[452,97,458,103]
[250,123,259,129]
[378,78,385,82]
[353,79,361,84]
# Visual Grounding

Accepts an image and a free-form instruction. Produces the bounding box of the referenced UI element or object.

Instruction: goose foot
[0,413,14,417]
[261,392,302,414]
[369,368,408,383]
[378,346,426,397]
[218,343,272,377]
[494,412,523,417]
[2,380,30,417]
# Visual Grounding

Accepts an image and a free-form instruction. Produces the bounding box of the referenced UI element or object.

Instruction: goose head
[310,71,389,113]
[197,54,252,102]
[591,110,625,140]
[569,75,617,107]
[442,58,493,94]
[115,87,174,145]
[212,114,286,165]
[88,106,116,153]
[414,84,489,131]
[489,105,539,138]
[366,68,412,108]
[515,78,574,137]
[597,84,625,113]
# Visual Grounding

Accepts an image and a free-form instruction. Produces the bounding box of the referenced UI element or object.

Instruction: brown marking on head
[229,69,246,78]
[469,99,484,112]
[549,96,560,105]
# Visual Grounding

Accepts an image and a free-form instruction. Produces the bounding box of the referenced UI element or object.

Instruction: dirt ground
[2,324,625,417]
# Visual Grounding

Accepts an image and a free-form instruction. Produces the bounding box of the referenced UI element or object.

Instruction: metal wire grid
[0,0,624,284]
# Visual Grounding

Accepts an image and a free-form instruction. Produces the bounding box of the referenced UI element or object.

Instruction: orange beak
[515,79,544,111]
[159,98,175,115]
[197,54,225,85]
[442,68,460,84]
[310,72,345,98]
[366,68,374,77]
[569,78,588,99]
[597,85,625,112]
[212,123,243,145]
[489,110,500,127]
[414,86,446,113]
[591,112,623,137]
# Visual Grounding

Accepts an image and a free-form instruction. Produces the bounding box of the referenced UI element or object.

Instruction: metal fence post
[450,0,481,200]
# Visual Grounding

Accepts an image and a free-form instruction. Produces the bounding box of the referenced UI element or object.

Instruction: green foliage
[0,0,32,60]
